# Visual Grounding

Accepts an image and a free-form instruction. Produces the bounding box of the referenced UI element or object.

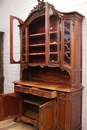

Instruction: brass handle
[20,88,23,92]
[39,92,43,97]
[60,93,66,98]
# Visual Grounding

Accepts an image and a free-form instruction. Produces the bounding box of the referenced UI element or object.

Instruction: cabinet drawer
[31,88,57,99]
[57,92,70,99]
[15,85,30,94]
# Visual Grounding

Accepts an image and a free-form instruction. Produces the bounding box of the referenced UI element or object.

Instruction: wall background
[0,0,87,129]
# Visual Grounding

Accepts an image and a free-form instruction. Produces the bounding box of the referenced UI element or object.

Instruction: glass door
[21,27,28,64]
[48,5,60,66]
[61,19,71,68]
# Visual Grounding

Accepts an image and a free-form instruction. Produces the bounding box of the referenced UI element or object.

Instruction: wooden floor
[0,118,36,130]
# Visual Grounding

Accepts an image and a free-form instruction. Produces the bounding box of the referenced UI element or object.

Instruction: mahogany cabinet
[0,0,84,130]
[0,32,4,94]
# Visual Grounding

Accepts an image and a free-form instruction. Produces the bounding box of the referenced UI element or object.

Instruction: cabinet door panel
[39,99,57,130]
[10,15,24,64]
[0,93,21,121]
[61,19,71,68]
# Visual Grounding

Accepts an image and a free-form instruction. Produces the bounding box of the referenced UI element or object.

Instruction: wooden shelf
[24,97,49,106]
[23,110,39,120]
[29,32,45,37]
[29,43,45,47]
[29,52,45,55]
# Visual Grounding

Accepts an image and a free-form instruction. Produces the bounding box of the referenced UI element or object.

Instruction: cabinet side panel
[74,20,82,86]
[70,90,82,130]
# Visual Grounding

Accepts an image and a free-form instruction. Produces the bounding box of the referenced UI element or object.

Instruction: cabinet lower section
[0,84,83,130]
[21,94,57,130]
[19,88,82,130]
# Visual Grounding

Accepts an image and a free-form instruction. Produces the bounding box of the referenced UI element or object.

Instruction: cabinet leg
[13,117,18,122]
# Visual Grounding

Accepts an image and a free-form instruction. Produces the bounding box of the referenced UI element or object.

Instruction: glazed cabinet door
[48,3,61,66]
[0,93,22,121]
[10,15,24,64]
[61,19,71,69]
[39,99,57,130]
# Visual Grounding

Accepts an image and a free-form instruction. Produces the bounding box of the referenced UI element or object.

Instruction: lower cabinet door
[0,93,22,121]
[39,99,57,130]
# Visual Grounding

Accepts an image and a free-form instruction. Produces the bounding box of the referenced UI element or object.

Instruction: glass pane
[21,29,26,63]
[64,20,70,65]
[13,19,20,62]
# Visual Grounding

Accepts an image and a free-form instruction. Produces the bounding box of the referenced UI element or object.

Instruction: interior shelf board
[49,31,58,34]
[23,110,39,120]
[29,43,45,47]
[29,52,45,55]
[29,32,45,37]
[49,52,58,54]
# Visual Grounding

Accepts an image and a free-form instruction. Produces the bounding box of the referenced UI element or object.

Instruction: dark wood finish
[0,32,4,94]
[0,0,84,130]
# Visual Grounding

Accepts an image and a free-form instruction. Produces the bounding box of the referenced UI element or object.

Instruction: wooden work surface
[13,80,83,92]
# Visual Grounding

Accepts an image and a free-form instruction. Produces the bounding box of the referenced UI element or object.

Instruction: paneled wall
[0,0,87,129]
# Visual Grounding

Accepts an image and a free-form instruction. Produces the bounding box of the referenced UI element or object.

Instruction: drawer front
[57,92,70,99]
[15,85,30,94]
[31,88,57,99]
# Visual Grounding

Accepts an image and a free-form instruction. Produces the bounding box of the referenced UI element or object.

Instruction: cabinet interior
[22,66,70,85]
[23,94,51,120]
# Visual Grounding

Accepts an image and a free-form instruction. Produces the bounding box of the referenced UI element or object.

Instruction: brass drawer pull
[60,93,66,98]
[38,92,43,97]
[20,88,23,92]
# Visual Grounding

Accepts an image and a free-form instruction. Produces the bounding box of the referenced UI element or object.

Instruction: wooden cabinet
[0,0,84,130]
[0,32,4,94]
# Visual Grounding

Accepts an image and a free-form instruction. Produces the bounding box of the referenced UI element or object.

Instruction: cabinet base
[20,116,39,129]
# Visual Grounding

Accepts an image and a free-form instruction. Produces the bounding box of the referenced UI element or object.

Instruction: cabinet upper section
[10,0,84,70]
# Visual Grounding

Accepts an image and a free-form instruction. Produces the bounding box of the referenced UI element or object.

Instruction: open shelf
[29,55,45,63]
[23,109,39,120]
[29,15,45,34]
[29,34,45,45]
[23,94,50,105]
[23,94,50,120]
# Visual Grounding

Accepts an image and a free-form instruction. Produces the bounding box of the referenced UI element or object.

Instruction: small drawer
[57,92,69,99]
[15,85,30,94]
[31,88,57,99]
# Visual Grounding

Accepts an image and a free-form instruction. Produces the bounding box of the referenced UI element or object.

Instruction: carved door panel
[57,99,70,130]
[0,93,22,121]
[39,99,57,130]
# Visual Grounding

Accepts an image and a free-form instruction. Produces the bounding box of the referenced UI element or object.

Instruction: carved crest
[30,0,45,14]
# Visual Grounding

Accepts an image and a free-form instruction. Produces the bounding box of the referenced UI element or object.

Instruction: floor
[0,118,36,130]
